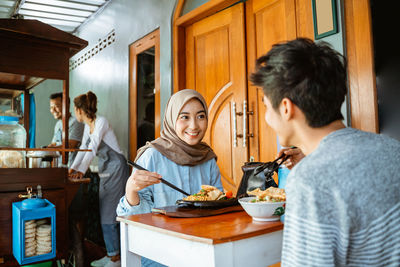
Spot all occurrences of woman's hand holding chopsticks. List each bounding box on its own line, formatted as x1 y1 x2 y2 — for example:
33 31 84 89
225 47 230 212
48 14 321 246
125 169 162 206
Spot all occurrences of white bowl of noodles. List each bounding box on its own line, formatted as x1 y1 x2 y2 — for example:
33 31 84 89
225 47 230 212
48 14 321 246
238 197 285 221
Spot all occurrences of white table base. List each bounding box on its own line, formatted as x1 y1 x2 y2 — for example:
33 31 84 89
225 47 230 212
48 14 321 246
120 221 283 267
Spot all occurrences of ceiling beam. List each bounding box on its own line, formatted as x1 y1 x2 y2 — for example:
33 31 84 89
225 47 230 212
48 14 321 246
73 0 111 33
11 0 25 17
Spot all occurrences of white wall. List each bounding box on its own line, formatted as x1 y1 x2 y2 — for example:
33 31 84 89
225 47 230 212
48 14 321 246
69 0 177 158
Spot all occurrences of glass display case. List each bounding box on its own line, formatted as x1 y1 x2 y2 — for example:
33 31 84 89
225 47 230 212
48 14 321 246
0 116 26 168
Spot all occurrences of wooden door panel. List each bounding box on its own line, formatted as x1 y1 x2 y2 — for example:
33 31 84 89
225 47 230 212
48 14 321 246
247 0 297 163
255 0 295 55
194 27 231 98
186 3 247 193
209 93 234 188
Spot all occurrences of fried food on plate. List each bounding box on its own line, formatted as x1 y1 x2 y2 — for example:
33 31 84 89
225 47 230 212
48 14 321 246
247 187 286 202
183 185 233 201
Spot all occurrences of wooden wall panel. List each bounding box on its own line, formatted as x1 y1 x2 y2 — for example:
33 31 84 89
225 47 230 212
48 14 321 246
246 0 297 164
295 0 314 39
344 0 378 133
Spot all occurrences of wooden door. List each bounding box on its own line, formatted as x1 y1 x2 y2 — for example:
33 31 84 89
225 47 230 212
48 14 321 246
185 3 247 193
246 0 297 163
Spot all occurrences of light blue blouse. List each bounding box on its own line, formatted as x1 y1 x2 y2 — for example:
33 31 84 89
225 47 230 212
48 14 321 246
116 147 222 216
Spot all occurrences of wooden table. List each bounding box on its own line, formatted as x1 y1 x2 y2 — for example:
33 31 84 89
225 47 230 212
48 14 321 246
117 211 283 267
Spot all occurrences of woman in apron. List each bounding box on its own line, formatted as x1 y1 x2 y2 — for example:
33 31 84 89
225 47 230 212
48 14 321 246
69 91 129 267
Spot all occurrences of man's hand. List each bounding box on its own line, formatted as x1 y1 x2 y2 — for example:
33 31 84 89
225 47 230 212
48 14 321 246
68 169 84 179
278 147 305 169
69 140 80 149
47 143 57 148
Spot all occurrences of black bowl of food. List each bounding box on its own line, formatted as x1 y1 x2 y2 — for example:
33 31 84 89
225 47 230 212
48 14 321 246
176 185 238 208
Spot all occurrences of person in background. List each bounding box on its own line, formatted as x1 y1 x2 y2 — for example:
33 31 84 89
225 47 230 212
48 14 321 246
117 89 222 267
48 92 85 266
48 92 84 166
250 38 400 266
69 91 129 267
137 101 155 148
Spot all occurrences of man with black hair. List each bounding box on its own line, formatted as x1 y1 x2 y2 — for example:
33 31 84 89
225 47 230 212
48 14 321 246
251 38 400 266
49 92 85 266
48 92 84 166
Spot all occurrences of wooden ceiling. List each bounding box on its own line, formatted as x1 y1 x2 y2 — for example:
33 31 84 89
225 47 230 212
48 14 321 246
0 19 88 90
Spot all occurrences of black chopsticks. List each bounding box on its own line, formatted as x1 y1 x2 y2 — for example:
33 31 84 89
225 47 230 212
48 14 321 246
254 153 289 176
127 160 190 196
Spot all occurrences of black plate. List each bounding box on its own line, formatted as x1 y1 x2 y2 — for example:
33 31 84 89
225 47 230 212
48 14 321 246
175 198 238 208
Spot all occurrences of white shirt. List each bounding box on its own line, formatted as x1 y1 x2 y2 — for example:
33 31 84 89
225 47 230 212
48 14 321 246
70 116 123 174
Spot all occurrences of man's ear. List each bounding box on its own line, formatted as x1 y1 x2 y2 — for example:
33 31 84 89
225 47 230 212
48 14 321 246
280 98 294 121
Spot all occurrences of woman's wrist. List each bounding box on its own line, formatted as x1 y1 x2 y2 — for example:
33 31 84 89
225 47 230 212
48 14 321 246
125 188 139 206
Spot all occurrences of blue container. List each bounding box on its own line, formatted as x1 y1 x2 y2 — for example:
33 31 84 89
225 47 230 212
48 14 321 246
278 167 290 222
278 166 290 189
12 199 56 265
0 115 19 123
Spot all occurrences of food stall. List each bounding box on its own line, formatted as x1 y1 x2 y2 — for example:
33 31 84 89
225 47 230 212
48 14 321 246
0 19 88 265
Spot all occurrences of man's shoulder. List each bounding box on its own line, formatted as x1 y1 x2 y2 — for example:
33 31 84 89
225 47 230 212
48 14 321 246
325 127 400 156
326 127 400 145
53 119 62 130
68 116 78 124
292 127 400 182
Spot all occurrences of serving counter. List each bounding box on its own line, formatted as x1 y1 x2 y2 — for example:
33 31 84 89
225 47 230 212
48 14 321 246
117 211 283 267
0 168 89 264
0 19 88 264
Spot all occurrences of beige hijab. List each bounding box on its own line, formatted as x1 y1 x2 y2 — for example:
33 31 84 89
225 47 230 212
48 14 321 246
135 89 217 166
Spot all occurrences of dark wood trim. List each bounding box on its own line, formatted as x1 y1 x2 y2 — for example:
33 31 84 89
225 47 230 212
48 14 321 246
344 0 378 133
62 79 69 164
0 168 67 192
175 0 238 27
129 29 161 161
173 0 185 93
0 84 24 90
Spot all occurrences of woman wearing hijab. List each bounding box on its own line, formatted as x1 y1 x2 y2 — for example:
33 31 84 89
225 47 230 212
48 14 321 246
117 89 222 215
69 91 129 267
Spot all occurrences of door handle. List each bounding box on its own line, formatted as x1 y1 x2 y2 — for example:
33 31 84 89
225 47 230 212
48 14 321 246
232 101 243 147
243 100 247 147
243 100 254 147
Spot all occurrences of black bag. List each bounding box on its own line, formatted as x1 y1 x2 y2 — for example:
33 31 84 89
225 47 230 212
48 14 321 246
236 154 289 198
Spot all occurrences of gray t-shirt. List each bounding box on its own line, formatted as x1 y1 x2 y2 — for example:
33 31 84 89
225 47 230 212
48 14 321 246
281 127 400 267
52 116 84 166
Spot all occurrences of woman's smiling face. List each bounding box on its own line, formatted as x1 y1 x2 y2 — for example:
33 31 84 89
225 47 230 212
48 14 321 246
175 98 207 145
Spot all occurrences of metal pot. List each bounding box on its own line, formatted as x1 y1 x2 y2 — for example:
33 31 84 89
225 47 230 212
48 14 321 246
28 157 42 168
26 151 60 168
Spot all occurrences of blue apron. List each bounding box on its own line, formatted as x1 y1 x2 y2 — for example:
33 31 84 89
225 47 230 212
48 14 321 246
87 137 129 224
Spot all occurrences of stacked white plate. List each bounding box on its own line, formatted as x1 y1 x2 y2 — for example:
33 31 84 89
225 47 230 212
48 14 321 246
24 220 37 257
36 223 52 255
